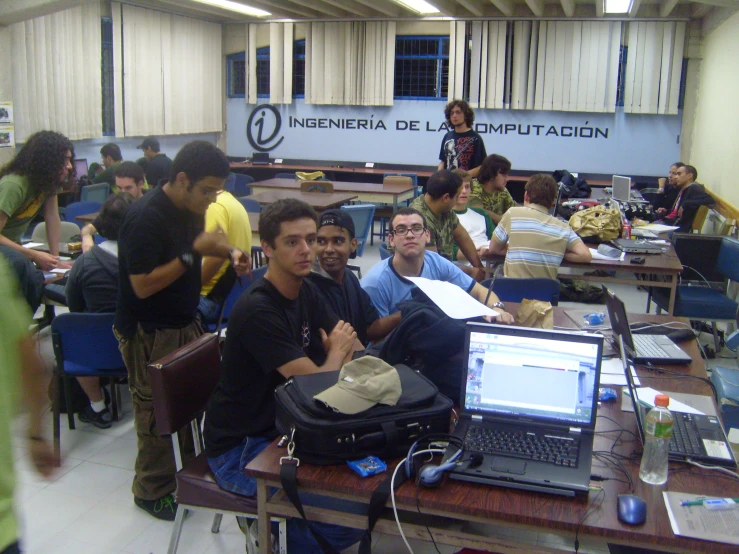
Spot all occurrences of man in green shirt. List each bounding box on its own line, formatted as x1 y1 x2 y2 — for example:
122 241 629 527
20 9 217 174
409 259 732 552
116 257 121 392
93 143 123 187
469 154 516 224
0 130 75 309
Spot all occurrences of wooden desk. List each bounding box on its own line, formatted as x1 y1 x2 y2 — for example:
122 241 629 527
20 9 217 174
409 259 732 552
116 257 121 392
245 190 357 211
246 310 737 554
485 244 683 315
250 178 415 212
75 211 98 224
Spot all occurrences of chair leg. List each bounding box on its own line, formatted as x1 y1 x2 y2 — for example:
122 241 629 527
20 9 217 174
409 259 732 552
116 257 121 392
62 375 76 430
110 381 119 421
277 517 287 554
51 371 61 464
712 322 721 352
167 506 187 554
210 513 223 533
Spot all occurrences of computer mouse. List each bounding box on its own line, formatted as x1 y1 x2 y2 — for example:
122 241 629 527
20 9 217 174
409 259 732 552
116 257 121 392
617 494 647 525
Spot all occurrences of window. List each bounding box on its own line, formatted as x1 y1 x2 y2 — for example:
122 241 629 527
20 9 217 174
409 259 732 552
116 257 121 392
394 36 449 99
256 46 270 97
293 39 306 98
227 52 245 98
101 17 114 135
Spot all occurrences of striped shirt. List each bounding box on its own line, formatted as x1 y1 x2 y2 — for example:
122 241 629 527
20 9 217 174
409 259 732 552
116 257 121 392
492 204 582 279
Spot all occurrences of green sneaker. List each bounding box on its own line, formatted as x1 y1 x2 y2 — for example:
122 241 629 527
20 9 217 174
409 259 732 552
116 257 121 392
134 494 178 521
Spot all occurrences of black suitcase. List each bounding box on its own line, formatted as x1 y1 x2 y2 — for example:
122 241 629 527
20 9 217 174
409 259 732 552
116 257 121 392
275 364 453 465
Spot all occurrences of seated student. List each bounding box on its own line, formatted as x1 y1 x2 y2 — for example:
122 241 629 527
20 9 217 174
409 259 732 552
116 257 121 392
93 143 123 186
652 162 684 212
307 209 400 346
487 174 592 279
655 164 714 233
137 137 172 188
452 168 495 264
197 188 252 322
409 170 485 280
65 193 134 428
469 154 516 224
203 199 364 554
361 207 514 323
81 161 147 252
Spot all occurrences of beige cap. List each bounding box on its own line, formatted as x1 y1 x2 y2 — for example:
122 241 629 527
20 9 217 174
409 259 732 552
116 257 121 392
314 357 402 415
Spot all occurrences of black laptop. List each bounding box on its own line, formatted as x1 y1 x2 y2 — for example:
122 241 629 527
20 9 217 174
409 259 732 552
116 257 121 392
251 152 270 165
604 287 692 364
611 238 663 254
620 337 737 468
449 322 604 497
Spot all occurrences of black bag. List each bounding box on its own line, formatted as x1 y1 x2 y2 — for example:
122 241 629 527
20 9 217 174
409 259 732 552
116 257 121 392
274 364 453 465
552 169 591 199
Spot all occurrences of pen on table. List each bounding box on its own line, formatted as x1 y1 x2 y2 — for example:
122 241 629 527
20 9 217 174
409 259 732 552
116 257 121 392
681 497 739 507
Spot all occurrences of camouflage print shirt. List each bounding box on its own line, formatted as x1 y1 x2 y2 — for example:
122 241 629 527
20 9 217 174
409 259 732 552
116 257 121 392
409 196 459 261
469 180 516 218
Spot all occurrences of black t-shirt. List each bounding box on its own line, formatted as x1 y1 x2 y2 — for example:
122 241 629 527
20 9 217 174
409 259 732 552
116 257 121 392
306 269 379 347
204 278 339 457
438 129 487 172
114 185 204 338
145 153 173 187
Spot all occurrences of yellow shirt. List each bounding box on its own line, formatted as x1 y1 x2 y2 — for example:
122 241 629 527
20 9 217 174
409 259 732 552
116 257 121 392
200 191 252 296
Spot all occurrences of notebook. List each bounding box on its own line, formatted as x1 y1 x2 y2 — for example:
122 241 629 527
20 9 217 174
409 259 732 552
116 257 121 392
620 337 737 468
449 322 604 496
604 286 692 365
611 238 664 254
251 152 270 165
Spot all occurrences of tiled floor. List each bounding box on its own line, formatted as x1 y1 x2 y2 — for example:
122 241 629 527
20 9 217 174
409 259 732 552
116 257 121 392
13 241 736 554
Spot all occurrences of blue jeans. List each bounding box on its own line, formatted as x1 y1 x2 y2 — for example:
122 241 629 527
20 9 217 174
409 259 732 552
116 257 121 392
207 437 365 554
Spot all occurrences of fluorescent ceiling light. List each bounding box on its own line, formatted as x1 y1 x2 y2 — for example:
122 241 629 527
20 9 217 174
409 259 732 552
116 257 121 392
604 0 633 13
393 0 441 14
191 0 271 17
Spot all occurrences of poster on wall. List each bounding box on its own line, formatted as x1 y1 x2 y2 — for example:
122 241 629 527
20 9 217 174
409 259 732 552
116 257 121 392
0 102 12 124
0 126 15 148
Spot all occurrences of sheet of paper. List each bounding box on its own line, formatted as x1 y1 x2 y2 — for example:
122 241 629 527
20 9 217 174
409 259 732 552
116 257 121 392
589 247 625 261
599 364 640 386
22 242 44 249
643 223 680 232
59 256 71 261
663 492 739 545
406 277 499 320
634 387 705 415
50 268 71 275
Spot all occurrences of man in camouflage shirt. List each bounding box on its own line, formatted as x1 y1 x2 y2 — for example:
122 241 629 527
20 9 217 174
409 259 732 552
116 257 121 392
469 154 516 224
410 170 484 281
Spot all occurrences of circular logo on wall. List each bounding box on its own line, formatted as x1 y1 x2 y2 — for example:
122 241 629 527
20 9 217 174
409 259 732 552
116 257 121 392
246 104 284 152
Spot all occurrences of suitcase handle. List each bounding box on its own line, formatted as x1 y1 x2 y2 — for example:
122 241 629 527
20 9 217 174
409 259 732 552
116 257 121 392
354 422 398 451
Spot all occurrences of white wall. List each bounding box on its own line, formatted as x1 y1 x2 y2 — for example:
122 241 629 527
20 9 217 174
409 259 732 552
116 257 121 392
0 26 13 167
71 133 219 167
689 9 739 207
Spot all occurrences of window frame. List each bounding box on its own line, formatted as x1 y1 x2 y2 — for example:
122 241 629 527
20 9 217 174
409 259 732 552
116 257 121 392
226 51 246 99
101 17 115 136
394 35 450 101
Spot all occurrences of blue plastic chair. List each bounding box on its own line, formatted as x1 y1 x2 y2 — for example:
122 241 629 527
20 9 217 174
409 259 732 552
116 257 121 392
80 182 110 203
480 277 560 306
223 173 237 193
51 312 127 458
63 201 103 229
204 266 268 334
341 204 376 257
238 197 262 213
379 242 392 260
233 174 254 197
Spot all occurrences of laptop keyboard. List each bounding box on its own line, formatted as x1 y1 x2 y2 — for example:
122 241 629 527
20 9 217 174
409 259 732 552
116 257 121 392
633 335 668 358
669 413 703 456
464 427 581 467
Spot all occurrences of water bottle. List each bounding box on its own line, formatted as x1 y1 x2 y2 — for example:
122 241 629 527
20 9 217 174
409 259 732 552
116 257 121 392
639 394 674 485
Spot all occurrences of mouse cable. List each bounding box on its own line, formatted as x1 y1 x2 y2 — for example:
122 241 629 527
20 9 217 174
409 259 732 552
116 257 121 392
574 487 605 554
596 415 640 441
593 452 635 495
687 459 739 482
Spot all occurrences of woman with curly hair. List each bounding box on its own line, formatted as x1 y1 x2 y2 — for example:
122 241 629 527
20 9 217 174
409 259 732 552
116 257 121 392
0 130 75 310
437 99 487 178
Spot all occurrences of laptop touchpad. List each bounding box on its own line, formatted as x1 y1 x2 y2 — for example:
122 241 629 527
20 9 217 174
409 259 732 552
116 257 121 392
492 458 526 475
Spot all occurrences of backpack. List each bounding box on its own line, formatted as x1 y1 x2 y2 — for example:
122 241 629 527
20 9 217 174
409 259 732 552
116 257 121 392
552 170 592 199
569 205 621 242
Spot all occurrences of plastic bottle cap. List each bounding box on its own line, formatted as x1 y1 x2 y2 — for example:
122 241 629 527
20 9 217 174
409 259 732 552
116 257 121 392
655 394 670 407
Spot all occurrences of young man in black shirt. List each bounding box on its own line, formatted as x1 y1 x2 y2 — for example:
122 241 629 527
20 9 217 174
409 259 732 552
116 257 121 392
115 141 250 521
137 136 172 188
438 99 487 178
204 199 363 554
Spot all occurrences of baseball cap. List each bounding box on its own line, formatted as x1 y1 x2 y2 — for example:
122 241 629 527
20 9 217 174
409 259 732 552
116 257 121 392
314 357 402 415
318 209 357 259
137 137 160 151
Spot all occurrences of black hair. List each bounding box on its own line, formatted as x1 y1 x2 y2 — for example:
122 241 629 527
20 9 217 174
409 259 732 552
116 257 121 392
477 154 512 185
426 169 462 200
259 198 318 248
670 162 685 169
0 130 75 194
115 161 145 184
389 207 427 232
683 165 698 181
169 141 230 187
96 192 134 240
444 99 475 128
100 143 122 162
136 157 148 171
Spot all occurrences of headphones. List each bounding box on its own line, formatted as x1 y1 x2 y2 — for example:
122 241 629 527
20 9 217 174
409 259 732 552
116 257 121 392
405 434 465 488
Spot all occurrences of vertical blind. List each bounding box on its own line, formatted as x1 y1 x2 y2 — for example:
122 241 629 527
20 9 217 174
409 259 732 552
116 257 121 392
269 23 294 105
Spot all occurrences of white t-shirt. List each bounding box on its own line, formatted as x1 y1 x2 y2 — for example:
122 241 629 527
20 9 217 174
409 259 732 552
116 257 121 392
456 208 489 248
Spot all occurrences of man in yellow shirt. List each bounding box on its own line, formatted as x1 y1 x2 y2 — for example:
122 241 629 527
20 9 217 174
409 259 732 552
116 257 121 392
198 190 253 322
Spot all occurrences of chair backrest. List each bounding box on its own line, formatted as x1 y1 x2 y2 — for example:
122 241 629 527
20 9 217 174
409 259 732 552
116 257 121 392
382 175 414 188
216 265 268 330
51 313 124 371
717 237 739 283
233 173 254 197
379 242 392 260
32 221 82 243
300 180 334 193
383 173 418 187
238 197 262 213
149 333 222 436
340 204 376 257
480 277 560 305
671 233 725 284
223 172 237 193
80 182 110 203
275 172 297 179
691 205 710 233
63 201 103 228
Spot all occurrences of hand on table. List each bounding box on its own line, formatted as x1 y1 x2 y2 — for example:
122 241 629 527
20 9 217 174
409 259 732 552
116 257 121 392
485 310 515 325
32 250 61 271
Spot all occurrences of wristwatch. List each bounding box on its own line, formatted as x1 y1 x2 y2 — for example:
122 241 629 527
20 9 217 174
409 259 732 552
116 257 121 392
492 301 505 309
179 251 194 269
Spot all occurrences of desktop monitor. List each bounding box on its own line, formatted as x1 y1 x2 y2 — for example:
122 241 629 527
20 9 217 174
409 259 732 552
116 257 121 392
73 158 89 179
611 175 631 202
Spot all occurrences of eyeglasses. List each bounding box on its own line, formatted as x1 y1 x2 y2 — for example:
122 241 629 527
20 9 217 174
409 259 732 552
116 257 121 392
391 225 426 236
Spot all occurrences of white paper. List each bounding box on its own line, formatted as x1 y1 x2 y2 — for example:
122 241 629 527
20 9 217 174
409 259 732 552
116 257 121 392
635 387 705 415
643 223 680 232
599 362 640 386
406 277 499 320
663 492 739 545
22 242 45 249
365 162 374 168
274 159 283 164
50 268 71 275
589 247 625 261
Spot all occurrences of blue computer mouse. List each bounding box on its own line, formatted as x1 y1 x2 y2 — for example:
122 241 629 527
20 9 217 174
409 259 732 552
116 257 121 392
617 494 647 525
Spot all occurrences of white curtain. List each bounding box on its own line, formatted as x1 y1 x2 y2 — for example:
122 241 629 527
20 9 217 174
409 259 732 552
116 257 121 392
447 21 467 101
468 21 508 109
245 23 258 105
623 22 685 115
269 23 293 105
11 3 102 141
305 21 395 106
119 4 222 136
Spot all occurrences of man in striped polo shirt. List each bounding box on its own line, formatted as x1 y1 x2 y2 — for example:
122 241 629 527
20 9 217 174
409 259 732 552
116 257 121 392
487 174 592 279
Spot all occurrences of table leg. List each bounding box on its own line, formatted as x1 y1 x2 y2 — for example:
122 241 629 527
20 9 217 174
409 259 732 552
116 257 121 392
257 478 270 554
393 194 399 213
667 276 677 315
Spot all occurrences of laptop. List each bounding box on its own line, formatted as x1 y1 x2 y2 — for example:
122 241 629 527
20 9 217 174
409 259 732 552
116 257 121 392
611 238 664 254
73 158 88 180
620 337 737 468
251 152 270 165
611 175 647 203
449 322 604 497
604 287 692 365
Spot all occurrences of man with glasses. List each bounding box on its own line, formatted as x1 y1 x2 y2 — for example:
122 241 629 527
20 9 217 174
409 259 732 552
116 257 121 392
361 207 514 323
115 141 250 521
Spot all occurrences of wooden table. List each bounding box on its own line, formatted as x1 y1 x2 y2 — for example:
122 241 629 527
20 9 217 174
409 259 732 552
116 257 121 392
485 244 684 315
244 190 358 211
245 310 738 553
249 178 415 212
75 211 98 224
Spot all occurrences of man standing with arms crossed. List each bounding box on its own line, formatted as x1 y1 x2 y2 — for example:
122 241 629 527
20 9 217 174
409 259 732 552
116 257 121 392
437 99 487 179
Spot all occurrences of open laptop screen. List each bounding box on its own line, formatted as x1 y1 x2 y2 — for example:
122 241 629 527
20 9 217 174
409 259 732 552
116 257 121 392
603 286 637 355
73 158 88 179
612 175 631 202
463 325 602 428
